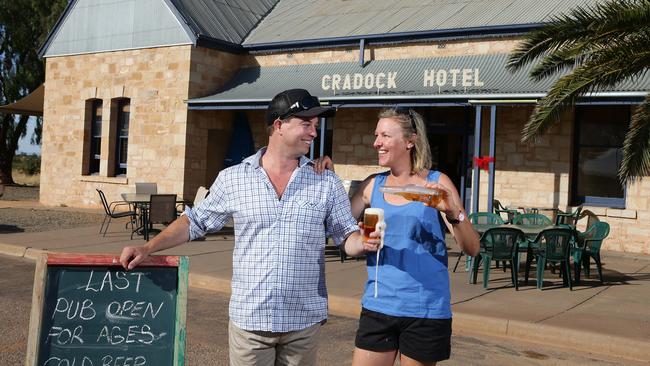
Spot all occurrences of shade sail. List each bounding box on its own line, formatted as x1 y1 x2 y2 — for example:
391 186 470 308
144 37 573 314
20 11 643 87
0 84 44 116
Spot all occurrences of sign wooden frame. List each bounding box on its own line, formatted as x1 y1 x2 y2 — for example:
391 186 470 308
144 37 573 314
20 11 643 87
25 253 189 366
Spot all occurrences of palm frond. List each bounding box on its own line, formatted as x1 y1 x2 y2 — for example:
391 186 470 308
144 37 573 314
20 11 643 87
620 94 650 183
522 51 650 141
508 0 650 72
528 45 586 81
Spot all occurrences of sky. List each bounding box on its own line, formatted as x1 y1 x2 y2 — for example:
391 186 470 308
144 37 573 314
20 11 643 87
16 117 41 155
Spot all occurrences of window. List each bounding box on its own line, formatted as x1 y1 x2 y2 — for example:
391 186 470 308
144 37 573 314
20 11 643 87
90 100 102 174
115 99 129 176
572 106 629 207
82 99 102 175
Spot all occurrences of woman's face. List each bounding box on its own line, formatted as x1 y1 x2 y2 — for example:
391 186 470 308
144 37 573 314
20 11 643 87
373 117 412 168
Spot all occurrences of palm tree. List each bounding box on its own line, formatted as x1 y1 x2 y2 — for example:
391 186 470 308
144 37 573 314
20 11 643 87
507 0 650 184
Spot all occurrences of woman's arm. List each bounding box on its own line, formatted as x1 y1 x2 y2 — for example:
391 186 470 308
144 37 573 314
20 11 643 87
425 173 480 257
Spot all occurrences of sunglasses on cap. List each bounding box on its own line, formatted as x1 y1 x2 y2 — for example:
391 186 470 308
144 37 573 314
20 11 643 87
279 96 321 120
394 107 417 132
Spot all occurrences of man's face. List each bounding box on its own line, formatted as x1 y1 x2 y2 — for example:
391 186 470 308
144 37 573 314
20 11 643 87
277 116 319 156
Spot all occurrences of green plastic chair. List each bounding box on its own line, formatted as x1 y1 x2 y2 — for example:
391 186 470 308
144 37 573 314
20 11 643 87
470 227 525 290
469 212 504 225
512 213 552 227
555 206 583 229
493 199 519 223
524 228 578 290
453 212 504 273
572 221 610 284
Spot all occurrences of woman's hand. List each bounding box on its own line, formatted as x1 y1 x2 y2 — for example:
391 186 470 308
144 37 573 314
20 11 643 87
423 182 460 218
313 155 335 173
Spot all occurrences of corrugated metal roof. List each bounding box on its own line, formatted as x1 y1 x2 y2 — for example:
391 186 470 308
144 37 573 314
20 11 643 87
188 53 650 106
167 0 277 44
243 0 609 45
42 0 193 57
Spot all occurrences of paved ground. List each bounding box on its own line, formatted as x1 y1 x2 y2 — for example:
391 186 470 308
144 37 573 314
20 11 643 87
0 191 648 363
1 254 640 365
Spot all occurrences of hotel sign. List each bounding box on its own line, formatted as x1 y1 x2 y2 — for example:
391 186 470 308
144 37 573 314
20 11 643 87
191 53 623 105
321 69 484 92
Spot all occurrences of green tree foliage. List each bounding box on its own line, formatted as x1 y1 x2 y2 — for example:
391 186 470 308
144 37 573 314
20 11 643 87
507 0 650 184
0 0 67 184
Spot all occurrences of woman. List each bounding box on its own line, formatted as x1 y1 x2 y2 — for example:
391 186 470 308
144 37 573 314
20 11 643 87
348 107 479 366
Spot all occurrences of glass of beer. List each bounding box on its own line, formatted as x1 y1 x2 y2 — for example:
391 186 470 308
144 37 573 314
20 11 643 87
363 208 385 240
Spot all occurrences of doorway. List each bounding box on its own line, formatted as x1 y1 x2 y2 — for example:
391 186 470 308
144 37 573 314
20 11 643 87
419 107 473 196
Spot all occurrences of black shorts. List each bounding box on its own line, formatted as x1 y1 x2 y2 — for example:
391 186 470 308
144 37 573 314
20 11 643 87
355 308 452 363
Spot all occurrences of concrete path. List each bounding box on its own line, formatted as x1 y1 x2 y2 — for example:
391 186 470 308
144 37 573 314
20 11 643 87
1 209 649 363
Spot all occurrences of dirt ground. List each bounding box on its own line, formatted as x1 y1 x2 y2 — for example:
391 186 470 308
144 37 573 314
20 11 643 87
0 185 104 233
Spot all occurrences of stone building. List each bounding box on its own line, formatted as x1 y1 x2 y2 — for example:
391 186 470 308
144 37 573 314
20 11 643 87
38 0 650 253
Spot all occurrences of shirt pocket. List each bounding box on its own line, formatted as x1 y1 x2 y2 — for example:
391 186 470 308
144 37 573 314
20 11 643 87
284 199 327 240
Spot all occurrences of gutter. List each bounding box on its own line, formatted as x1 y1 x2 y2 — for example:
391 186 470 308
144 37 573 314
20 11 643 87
241 24 542 52
187 91 648 109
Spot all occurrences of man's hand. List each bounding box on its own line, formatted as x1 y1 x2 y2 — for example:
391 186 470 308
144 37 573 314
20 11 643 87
359 222 382 252
120 245 152 270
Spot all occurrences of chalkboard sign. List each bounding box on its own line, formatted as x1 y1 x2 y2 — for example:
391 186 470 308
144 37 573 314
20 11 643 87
26 253 188 366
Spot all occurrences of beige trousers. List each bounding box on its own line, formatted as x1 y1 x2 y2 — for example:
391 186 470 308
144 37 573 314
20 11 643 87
229 321 321 366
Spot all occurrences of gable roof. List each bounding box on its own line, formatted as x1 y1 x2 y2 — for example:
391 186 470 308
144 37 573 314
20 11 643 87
40 0 194 57
40 0 608 56
40 0 278 57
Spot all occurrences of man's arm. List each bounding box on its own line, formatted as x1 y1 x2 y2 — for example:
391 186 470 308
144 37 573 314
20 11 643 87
120 214 191 270
341 230 381 257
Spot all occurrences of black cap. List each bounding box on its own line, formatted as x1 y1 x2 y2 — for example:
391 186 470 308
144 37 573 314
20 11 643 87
266 89 335 125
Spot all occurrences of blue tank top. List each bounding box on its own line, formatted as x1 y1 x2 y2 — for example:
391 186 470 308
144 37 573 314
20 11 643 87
361 171 452 319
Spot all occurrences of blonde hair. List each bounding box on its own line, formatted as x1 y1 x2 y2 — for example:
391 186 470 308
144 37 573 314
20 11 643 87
378 107 432 174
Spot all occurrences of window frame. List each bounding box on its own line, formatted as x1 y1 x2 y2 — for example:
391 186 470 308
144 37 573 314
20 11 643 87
89 100 102 174
114 99 130 176
571 105 629 208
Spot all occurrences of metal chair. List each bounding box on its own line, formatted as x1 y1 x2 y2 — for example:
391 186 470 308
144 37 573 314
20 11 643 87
135 182 158 194
146 194 178 239
96 189 136 236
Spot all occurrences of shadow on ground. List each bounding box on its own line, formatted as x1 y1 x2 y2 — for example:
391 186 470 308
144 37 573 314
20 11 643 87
0 224 24 233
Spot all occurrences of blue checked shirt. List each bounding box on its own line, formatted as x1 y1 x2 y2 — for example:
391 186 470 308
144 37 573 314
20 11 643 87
185 148 359 332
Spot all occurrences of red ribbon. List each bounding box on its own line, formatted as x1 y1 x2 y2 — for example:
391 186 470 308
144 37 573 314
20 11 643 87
473 156 495 171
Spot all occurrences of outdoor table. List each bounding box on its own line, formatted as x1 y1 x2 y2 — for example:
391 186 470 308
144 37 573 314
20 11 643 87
516 206 560 222
465 223 556 272
121 193 184 241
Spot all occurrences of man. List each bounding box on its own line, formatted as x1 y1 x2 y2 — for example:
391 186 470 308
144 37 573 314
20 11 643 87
120 89 376 366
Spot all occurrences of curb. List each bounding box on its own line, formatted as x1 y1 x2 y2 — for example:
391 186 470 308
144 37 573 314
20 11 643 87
452 313 650 363
0 243 48 260
1 244 648 363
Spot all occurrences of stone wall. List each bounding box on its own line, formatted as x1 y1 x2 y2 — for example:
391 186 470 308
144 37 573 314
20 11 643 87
246 37 520 66
474 107 649 253
183 48 243 198
41 45 195 207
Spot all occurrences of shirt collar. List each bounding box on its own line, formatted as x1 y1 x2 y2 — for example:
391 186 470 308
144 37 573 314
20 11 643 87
243 147 313 169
